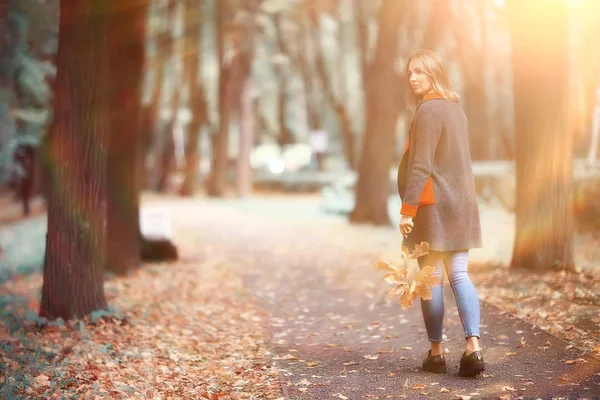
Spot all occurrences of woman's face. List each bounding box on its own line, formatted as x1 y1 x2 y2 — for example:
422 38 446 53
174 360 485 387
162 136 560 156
408 59 433 97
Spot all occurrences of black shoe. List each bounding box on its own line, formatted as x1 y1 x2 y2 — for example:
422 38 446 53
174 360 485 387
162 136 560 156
458 350 485 377
422 350 446 374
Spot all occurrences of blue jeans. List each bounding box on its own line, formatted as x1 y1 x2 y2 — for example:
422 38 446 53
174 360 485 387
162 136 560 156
419 250 480 342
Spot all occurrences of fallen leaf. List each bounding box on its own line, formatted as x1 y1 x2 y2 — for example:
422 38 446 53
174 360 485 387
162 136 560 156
565 358 587 365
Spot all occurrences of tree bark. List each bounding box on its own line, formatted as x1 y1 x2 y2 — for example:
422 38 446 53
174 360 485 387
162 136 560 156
179 0 208 196
507 0 574 271
105 0 147 276
39 1 110 320
350 0 405 225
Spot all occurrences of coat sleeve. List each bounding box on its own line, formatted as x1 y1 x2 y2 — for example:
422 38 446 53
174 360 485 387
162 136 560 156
400 109 442 217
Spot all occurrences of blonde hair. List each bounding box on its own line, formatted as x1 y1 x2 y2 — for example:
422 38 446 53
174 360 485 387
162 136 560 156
405 49 459 113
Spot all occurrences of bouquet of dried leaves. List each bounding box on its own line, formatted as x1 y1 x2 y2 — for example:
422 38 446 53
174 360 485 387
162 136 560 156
375 241 440 309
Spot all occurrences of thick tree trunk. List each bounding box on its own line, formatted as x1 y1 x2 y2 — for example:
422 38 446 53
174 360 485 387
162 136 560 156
507 0 574 271
179 0 207 196
105 0 147 276
350 0 405 225
39 1 109 320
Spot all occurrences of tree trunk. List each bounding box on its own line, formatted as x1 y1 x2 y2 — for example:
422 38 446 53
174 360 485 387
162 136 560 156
237 74 254 197
309 8 356 170
462 66 489 161
105 0 147 276
273 12 294 146
350 0 405 226
39 1 110 320
155 0 180 193
507 0 574 271
295 14 322 143
206 0 230 197
141 0 169 189
452 0 489 161
207 1 245 197
353 0 368 88
179 0 207 196
236 0 258 198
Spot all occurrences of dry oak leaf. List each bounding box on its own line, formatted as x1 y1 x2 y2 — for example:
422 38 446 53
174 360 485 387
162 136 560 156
414 265 440 288
376 259 407 274
412 241 430 258
377 242 438 309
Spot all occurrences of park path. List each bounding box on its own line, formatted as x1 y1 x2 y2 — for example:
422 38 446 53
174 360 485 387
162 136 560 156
157 195 600 400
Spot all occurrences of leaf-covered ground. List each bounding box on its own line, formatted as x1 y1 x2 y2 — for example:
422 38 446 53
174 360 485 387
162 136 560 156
0 200 282 398
0 193 599 399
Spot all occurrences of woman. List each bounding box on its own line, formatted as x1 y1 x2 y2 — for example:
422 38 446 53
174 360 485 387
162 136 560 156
397 49 484 377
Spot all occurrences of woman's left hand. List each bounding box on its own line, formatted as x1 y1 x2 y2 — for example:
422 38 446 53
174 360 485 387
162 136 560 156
399 215 414 238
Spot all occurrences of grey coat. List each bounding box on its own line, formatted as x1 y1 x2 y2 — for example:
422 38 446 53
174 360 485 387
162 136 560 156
397 99 482 251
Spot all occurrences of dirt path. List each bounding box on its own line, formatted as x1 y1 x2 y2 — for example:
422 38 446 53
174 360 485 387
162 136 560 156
161 196 600 399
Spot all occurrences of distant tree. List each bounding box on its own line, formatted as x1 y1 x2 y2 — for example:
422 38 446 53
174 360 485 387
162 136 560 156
206 0 233 196
179 0 209 196
507 0 574 270
272 11 294 146
206 0 248 197
155 0 181 192
350 0 407 225
451 0 490 162
39 1 110 320
236 0 260 197
140 0 168 187
105 0 148 275
309 4 357 170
